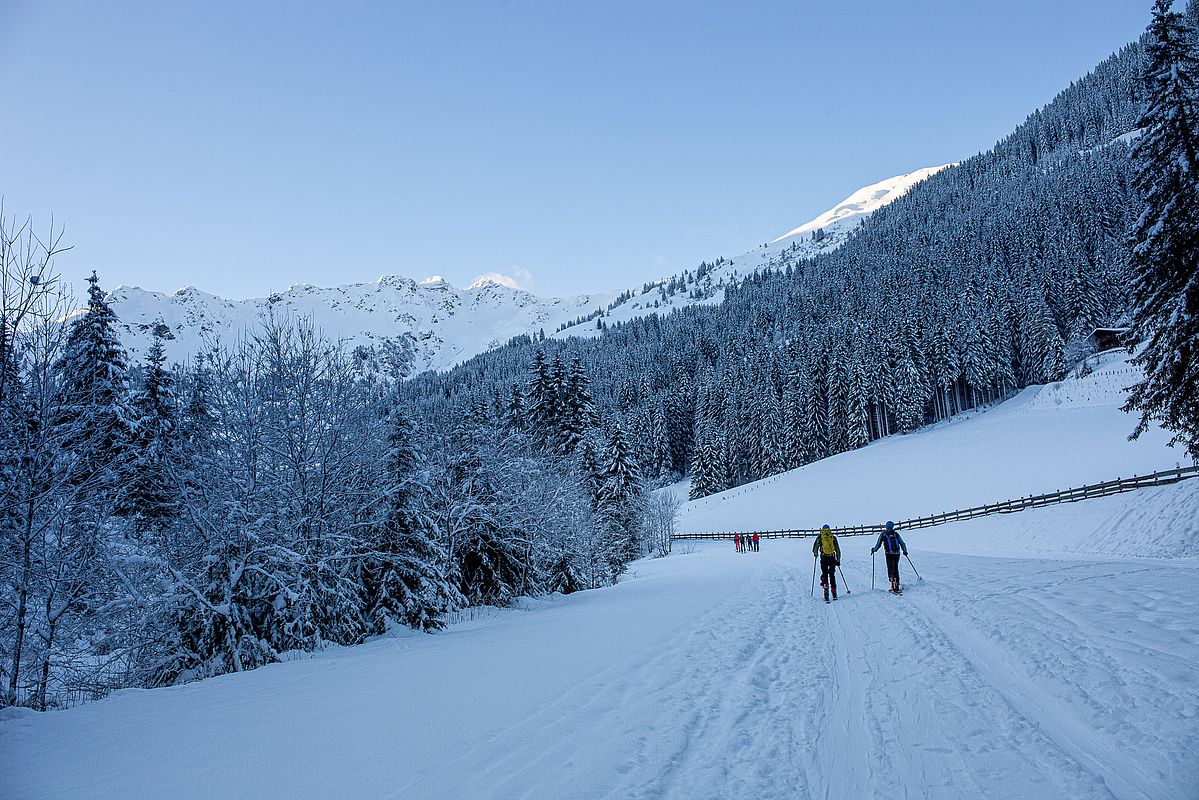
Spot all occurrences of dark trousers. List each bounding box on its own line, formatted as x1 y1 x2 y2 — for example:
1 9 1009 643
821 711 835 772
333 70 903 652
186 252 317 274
885 553 901 583
820 555 838 598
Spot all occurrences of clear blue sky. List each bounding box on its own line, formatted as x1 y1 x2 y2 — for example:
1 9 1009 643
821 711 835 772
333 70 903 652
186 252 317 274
1 0 1150 300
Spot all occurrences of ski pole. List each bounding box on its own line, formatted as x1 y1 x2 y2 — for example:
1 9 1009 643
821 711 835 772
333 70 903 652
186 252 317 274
810 555 817 597
837 565 851 595
905 553 922 581
871 550 875 590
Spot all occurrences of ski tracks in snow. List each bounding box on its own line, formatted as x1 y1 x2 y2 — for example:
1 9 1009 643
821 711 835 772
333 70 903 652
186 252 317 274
392 554 832 799
897 557 1199 800
385 546 1197 800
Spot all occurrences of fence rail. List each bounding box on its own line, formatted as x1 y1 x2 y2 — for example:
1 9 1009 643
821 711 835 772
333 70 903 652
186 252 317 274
672 465 1199 541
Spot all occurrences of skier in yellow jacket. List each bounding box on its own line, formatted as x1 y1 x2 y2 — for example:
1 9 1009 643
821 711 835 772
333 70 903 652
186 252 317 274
813 525 841 603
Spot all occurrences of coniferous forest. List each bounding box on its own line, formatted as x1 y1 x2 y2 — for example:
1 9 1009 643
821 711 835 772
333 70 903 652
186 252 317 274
2 2 1198 710
407 32 1155 499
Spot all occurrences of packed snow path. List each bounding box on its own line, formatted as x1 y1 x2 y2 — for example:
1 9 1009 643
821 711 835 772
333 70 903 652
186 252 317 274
2 529 1196 800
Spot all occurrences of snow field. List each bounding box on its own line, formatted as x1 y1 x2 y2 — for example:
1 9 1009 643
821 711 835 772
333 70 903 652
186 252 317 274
2 528 1194 800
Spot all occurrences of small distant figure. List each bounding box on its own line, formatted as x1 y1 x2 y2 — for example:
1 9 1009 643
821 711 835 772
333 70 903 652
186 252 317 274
871 521 908 594
752 532 760 552
734 533 741 553
813 525 841 602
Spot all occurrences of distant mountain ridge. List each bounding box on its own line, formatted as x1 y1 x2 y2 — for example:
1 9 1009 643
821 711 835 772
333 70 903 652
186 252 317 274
106 165 951 375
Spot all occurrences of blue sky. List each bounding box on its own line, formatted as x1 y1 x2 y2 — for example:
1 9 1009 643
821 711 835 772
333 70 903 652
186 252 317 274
1 1 1149 300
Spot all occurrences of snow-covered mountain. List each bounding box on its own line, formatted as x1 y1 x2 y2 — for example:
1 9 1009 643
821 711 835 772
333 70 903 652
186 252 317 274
572 164 954 334
107 276 623 376
108 164 953 374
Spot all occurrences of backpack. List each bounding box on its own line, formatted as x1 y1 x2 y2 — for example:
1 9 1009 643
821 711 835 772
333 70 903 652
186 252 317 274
819 531 837 556
886 531 900 553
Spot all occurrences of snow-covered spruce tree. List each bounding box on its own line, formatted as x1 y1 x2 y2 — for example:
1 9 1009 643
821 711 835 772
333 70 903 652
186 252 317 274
558 357 599 455
430 421 527 606
505 383 527 431
31 271 133 708
358 407 445 633
54 271 133 493
687 417 725 500
525 350 560 448
651 405 674 485
596 423 646 570
1124 0 1199 459
119 332 181 535
845 361 871 451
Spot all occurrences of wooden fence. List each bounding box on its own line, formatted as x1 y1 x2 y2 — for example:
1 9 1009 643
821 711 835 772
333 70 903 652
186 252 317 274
671 464 1199 541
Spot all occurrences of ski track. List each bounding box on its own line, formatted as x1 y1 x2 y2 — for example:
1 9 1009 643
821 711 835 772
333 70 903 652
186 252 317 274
385 545 1197 800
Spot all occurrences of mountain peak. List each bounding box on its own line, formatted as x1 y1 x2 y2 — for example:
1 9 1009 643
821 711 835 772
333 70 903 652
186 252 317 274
771 164 955 244
468 273 533 291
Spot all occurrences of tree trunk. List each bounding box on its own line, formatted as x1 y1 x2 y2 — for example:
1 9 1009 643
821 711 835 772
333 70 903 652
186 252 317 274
5 497 35 706
35 593 58 712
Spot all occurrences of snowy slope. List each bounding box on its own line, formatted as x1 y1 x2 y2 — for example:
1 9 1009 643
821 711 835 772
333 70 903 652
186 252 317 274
107 166 952 370
2 349 1196 800
770 164 954 245
675 351 1188 534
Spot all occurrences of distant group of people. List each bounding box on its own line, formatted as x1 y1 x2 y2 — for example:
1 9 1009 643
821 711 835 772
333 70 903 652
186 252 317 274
733 532 759 553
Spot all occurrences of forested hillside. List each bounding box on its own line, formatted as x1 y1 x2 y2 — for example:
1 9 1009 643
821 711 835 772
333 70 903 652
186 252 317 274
405 36 1152 499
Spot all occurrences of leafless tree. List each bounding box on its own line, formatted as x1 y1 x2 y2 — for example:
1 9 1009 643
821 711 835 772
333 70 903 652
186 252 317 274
643 490 682 558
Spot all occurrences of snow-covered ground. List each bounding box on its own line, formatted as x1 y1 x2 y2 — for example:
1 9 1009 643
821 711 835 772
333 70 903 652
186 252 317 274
2 353 1195 800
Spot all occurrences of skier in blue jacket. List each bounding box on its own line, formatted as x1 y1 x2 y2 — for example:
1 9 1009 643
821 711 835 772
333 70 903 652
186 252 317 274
871 521 907 594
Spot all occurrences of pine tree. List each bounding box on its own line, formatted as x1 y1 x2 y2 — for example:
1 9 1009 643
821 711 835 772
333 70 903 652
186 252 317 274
54 271 133 492
360 408 444 632
505 383 527 431
845 362 871 450
526 351 560 448
1124 0 1199 458
558 357 599 455
121 332 180 533
688 418 728 500
596 424 644 567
